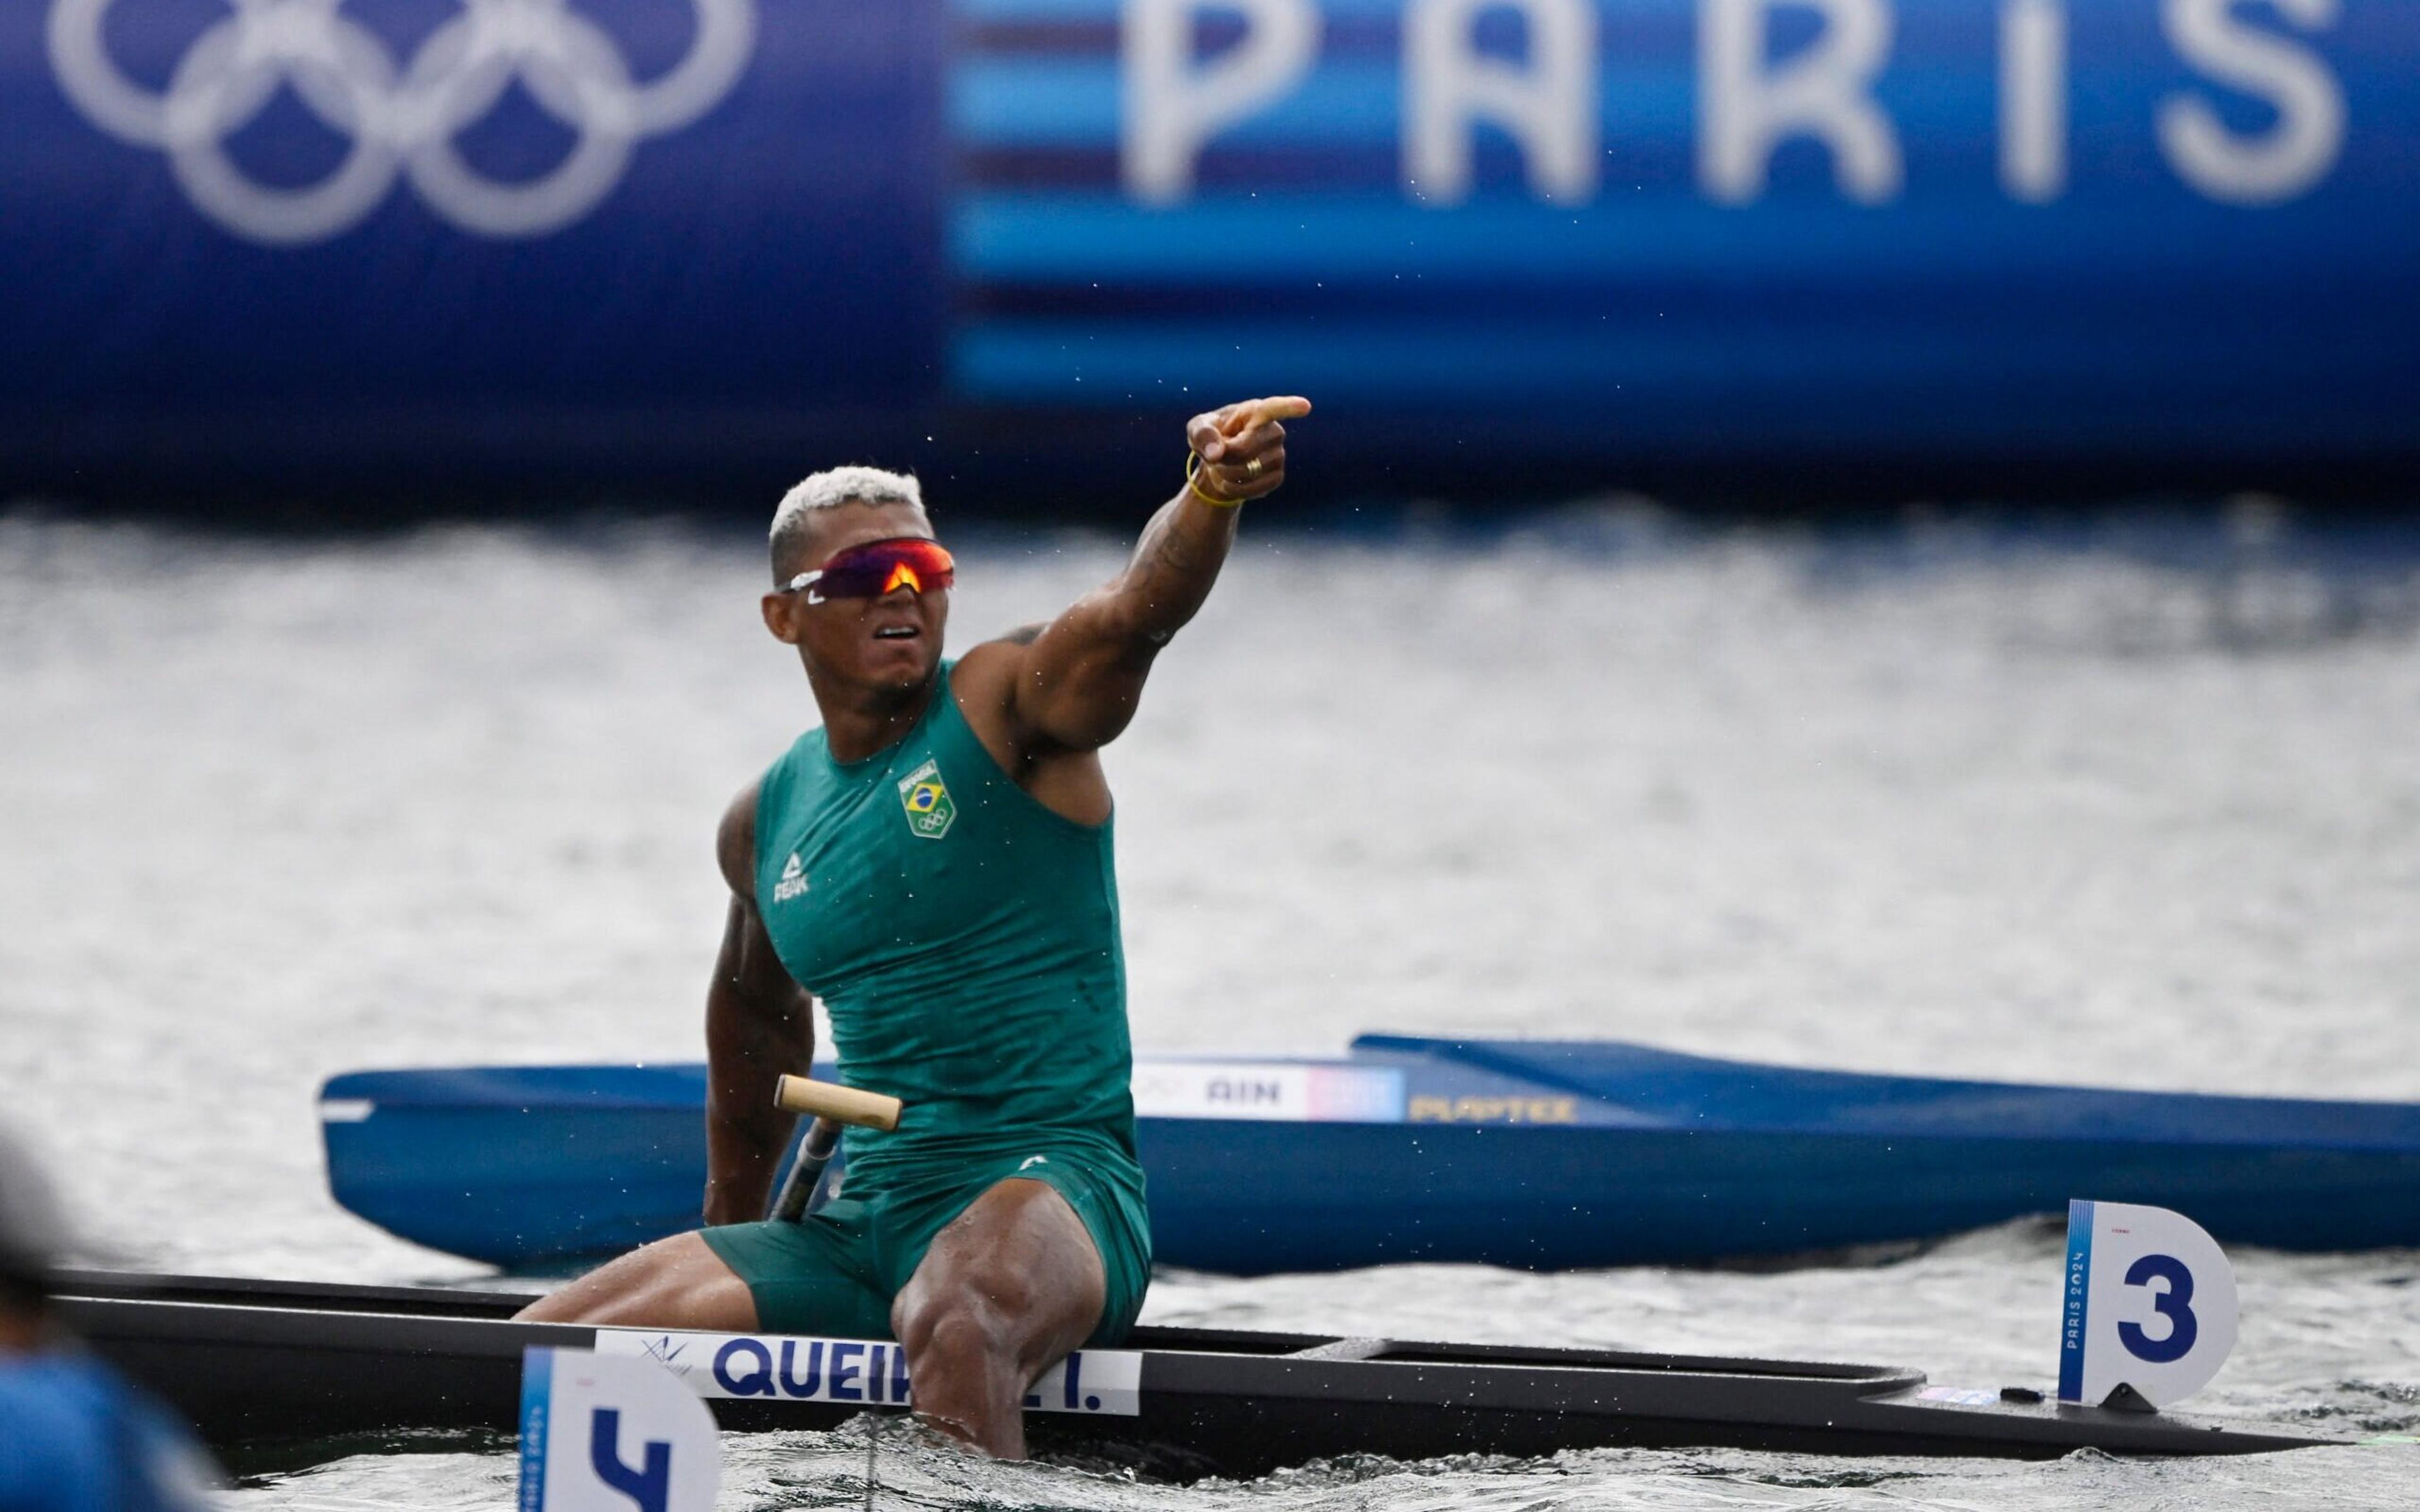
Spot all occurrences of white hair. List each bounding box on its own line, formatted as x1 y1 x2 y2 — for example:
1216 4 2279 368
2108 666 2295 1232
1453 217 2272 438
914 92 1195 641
769 466 925 540
768 466 928 580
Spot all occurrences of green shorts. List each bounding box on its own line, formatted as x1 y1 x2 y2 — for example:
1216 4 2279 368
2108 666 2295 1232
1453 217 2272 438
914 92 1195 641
698 1147 1151 1346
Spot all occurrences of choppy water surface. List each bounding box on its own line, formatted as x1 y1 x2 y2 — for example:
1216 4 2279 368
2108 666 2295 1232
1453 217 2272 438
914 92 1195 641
2 504 2416 1508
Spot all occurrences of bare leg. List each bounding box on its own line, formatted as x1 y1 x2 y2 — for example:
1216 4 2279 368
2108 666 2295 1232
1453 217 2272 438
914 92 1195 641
514 1231 761 1330
890 1179 1106 1458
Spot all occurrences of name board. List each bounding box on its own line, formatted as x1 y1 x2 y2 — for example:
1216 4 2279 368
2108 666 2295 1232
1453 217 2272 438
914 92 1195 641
595 1331 1143 1418
1131 1060 1407 1122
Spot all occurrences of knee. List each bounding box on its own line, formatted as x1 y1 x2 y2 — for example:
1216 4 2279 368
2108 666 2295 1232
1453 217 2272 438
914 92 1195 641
898 1287 1005 1363
897 1263 1035 1365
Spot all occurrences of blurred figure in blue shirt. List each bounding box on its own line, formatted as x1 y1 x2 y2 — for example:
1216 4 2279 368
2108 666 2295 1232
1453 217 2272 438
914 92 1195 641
0 1121 221 1511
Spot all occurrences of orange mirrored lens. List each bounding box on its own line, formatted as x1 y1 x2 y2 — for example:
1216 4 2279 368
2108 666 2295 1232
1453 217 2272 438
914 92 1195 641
805 537 955 600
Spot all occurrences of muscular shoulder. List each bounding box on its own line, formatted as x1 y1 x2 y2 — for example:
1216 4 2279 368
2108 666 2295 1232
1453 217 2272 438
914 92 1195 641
949 639 1115 824
717 782 761 900
948 636 1033 743
954 625 1046 685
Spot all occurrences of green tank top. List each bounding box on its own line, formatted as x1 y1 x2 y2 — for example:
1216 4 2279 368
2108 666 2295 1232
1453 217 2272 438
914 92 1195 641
752 660 1137 1194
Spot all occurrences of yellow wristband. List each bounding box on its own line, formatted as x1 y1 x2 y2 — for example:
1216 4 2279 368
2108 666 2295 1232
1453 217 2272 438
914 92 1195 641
1185 450 1243 508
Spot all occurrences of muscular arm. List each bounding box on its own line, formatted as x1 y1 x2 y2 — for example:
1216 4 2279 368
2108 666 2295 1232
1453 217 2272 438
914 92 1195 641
983 396 1310 754
701 784 816 1227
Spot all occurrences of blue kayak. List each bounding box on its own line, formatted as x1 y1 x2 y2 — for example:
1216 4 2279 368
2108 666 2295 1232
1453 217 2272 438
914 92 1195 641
319 1036 2420 1273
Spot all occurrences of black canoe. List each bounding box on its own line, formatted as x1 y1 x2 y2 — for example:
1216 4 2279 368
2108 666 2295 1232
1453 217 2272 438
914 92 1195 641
55 1272 2334 1478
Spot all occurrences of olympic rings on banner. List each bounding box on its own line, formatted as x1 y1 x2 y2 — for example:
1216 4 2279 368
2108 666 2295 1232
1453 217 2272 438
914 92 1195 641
46 0 757 244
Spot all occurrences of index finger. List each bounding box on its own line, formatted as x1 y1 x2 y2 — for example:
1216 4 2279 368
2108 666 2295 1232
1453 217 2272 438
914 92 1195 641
1221 396 1313 435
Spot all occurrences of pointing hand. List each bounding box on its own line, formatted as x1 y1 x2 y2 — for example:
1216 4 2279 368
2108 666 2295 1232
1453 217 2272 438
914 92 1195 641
1185 396 1312 503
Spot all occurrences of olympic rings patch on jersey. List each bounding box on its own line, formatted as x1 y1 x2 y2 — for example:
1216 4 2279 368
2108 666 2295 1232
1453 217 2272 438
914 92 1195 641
896 759 957 840
45 0 758 244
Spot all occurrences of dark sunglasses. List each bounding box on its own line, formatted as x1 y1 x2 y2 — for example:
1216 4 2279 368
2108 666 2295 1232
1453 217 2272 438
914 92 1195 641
780 537 955 605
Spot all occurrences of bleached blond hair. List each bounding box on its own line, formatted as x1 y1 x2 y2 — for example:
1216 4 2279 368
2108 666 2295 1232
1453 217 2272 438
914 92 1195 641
768 466 926 581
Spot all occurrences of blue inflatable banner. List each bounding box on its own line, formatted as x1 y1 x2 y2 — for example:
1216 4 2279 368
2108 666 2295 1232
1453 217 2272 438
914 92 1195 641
2 1 2415 493
4 0 946 483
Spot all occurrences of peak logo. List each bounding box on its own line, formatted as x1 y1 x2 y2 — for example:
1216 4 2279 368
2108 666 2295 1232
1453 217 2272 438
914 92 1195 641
47 0 758 245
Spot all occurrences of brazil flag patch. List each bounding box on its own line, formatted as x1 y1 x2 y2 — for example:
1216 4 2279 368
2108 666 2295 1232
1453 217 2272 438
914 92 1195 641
897 759 957 840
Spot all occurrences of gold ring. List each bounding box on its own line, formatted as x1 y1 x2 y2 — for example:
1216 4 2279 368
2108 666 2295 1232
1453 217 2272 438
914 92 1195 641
1245 457 1264 477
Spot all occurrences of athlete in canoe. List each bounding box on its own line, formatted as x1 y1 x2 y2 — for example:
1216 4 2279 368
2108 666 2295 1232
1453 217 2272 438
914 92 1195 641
521 396 1310 1456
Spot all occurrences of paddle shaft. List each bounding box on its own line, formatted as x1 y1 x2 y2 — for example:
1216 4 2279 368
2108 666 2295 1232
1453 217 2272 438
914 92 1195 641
766 1075 904 1224
768 1116 842 1223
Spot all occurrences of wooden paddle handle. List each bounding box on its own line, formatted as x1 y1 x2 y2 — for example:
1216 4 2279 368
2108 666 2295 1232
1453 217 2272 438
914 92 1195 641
773 1075 902 1131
